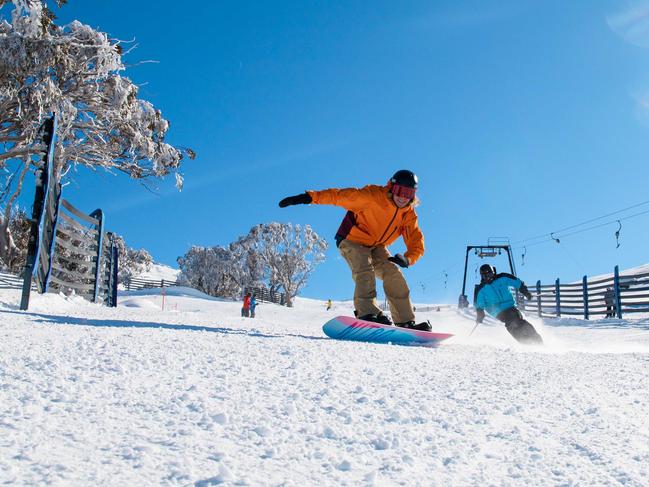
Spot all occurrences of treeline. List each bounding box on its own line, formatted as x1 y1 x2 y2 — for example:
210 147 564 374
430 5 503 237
177 222 327 307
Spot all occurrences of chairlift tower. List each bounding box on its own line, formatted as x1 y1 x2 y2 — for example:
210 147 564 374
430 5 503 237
458 238 516 308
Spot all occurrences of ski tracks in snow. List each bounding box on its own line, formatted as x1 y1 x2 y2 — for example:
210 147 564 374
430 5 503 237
0 290 648 485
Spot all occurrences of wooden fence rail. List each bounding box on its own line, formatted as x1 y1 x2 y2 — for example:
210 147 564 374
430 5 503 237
124 277 178 290
528 265 646 319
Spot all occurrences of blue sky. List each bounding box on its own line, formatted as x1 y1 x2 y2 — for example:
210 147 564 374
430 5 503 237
20 0 649 302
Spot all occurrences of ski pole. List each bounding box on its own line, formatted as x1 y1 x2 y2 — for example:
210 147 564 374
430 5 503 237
468 320 480 336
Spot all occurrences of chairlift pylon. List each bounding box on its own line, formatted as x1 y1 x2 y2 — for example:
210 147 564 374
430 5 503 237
458 242 517 308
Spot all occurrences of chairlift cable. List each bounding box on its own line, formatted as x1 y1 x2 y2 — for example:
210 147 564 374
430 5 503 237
512 207 649 250
512 198 649 245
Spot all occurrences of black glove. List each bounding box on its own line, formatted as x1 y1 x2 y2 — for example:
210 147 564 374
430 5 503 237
476 308 485 324
388 253 409 268
278 192 312 208
519 284 533 300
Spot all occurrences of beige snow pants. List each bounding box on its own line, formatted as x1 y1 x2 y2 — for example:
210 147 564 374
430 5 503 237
338 239 415 323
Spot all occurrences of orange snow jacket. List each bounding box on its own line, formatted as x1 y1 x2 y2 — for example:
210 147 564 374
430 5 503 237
307 185 425 265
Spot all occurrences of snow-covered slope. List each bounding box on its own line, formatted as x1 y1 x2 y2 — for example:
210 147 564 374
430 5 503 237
137 262 180 282
1 288 648 485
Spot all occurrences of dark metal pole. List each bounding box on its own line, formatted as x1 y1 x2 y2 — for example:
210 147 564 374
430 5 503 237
460 246 470 297
582 275 589 320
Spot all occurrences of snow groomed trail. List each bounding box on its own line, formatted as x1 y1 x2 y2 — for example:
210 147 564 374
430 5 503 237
1 287 648 486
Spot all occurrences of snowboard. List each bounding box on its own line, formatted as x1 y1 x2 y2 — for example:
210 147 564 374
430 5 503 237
323 315 453 347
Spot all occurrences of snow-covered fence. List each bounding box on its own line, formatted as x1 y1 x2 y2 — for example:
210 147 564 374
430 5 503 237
124 277 177 291
48 200 118 307
244 287 287 305
0 271 29 290
531 265 645 319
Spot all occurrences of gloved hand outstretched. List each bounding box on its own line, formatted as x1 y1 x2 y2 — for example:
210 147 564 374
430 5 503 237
388 253 409 268
279 192 312 208
519 284 533 300
476 308 485 324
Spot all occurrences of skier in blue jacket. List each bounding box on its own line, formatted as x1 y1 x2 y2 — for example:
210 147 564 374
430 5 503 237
474 264 543 345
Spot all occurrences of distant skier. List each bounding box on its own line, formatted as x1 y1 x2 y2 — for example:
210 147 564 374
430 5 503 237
326 299 332 311
279 169 431 331
250 295 258 318
241 292 251 318
474 264 543 345
604 287 616 318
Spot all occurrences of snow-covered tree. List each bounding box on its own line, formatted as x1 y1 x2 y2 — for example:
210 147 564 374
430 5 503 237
177 245 239 298
0 0 194 266
110 234 152 285
178 224 327 304
0 205 29 272
248 222 327 307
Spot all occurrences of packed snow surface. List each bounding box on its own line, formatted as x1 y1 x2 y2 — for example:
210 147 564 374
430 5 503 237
1 287 648 486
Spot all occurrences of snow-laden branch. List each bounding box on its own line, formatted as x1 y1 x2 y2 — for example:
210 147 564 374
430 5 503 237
0 0 195 267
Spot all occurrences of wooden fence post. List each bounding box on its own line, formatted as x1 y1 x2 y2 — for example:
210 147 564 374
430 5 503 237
582 275 589 320
614 265 622 319
536 280 542 317
555 278 561 317
20 115 58 311
90 209 105 303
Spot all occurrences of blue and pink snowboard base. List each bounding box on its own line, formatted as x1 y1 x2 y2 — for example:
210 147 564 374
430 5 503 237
323 316 453 347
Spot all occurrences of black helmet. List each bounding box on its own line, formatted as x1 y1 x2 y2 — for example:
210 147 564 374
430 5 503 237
390 170 418 189
479 264 496 282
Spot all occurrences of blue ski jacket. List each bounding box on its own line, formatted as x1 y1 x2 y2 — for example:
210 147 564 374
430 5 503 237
474 273 524 318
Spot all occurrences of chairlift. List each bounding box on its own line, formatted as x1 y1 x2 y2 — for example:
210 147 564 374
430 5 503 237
458 242 517 308
474 247 501 258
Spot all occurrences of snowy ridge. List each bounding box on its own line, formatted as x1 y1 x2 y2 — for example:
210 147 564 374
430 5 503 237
1 288 648 485
136 262 180 282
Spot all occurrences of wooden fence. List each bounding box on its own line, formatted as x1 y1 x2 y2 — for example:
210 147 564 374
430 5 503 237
20 114 118 309
244 286 287 305
0 271 30 290
528 265 646 319
48 200 118 306
124 277 178 290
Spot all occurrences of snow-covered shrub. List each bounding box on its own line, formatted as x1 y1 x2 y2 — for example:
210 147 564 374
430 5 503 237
109 234 152 285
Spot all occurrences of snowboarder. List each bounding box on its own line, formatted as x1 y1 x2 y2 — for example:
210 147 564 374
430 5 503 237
326 299 332 311
279 169 431 331
250 295 258 318
474 264 543 345
241 292 251 318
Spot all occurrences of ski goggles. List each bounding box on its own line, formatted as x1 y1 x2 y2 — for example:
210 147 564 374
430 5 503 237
391 184 416 200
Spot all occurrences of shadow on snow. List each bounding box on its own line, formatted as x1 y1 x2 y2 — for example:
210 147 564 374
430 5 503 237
1 310 328 342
